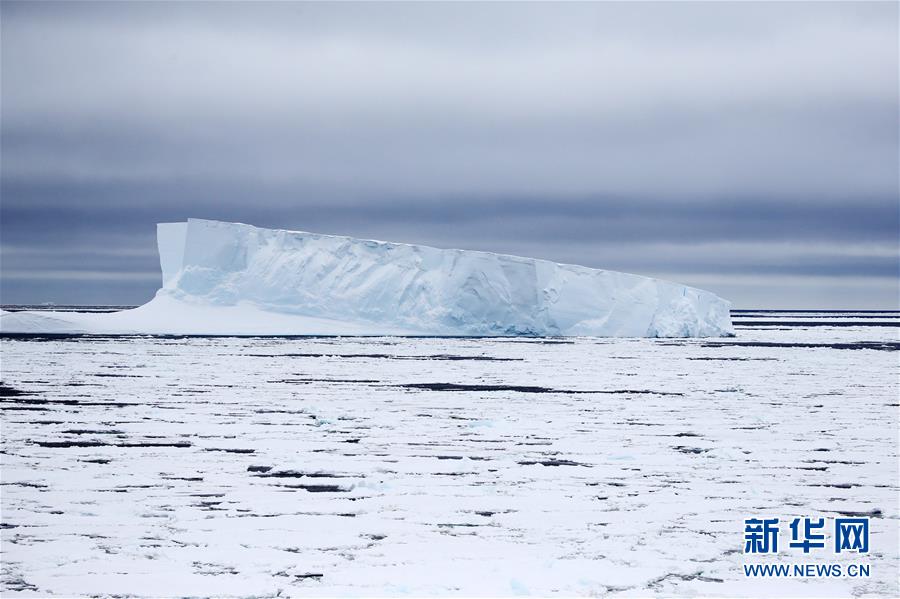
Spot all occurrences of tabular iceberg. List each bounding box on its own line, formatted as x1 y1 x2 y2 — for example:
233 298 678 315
1 219 734 337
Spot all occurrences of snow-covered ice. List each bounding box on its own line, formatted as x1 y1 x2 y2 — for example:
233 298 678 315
1 312 897 596
0 219 734 337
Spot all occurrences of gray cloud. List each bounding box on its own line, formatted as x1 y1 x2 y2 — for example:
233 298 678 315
1 1 897 308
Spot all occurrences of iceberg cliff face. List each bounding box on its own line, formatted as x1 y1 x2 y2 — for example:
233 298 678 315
0 219 733 337
150 219 732 337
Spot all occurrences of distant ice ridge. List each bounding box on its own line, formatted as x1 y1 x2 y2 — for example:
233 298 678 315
1 219 734 337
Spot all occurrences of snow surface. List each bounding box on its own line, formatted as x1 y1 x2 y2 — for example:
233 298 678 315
0 219 733 337
1 313 897 596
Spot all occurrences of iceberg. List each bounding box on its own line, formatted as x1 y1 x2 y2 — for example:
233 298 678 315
1 219 734 337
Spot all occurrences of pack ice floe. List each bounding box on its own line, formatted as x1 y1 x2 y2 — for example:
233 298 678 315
1 219 734 337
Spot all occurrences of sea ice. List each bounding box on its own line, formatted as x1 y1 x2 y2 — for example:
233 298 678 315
1 314 897 596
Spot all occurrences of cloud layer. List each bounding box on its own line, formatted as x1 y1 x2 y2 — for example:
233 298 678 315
1 2 897 307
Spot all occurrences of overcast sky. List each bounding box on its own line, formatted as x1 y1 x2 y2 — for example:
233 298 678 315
1 1 897 308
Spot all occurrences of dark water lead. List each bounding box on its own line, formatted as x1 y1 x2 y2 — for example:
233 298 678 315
698 341 900 351
395 382 683 395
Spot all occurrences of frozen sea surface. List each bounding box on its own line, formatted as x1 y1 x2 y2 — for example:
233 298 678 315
1 311 898 597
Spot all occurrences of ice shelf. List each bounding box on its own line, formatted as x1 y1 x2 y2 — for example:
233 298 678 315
1 219 734 337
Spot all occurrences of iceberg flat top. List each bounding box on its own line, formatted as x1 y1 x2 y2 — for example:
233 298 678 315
1 219 733 337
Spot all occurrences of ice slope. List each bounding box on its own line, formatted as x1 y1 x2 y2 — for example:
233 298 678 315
1 219 734 337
